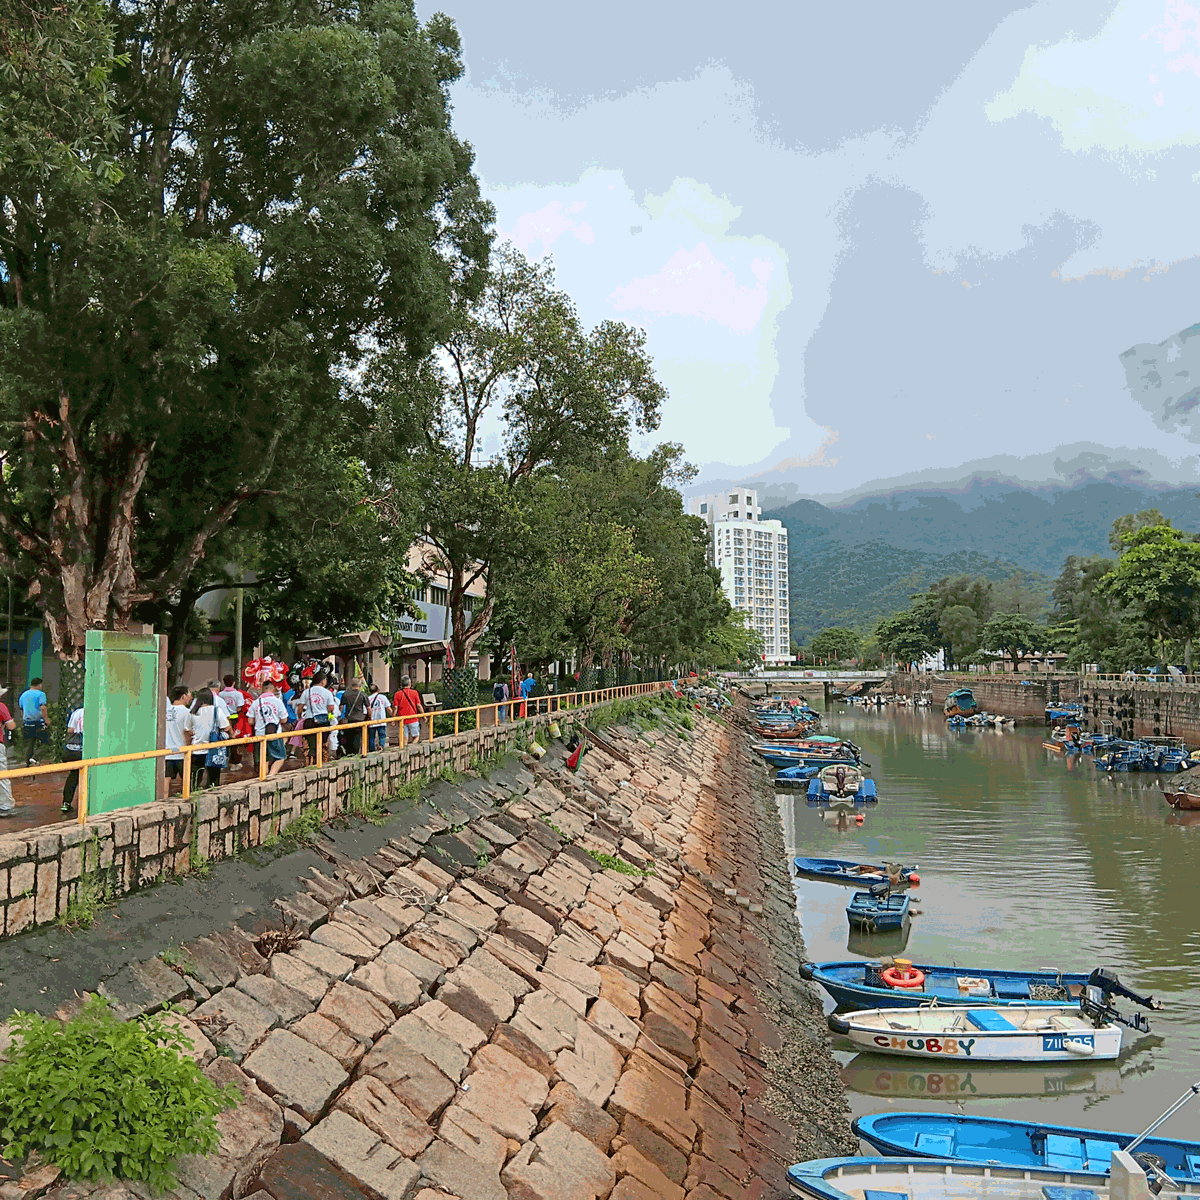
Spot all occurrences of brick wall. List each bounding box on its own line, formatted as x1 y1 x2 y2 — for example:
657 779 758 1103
889 672 1079 717
0 705 612 941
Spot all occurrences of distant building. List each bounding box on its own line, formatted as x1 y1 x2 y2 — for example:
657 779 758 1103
687 488 791 664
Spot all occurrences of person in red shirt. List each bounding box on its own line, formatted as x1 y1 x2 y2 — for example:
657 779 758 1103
393 674 425 743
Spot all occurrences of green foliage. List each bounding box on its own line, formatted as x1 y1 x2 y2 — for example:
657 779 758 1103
0 995 240 1192
0 0 492 658
277 807 323 847
979 612 1046 671
1110 509 1170 553
703 607 764 668
586 850 652 877
808 627 860 661
938 605 980 669
344 783 387 827
1100 523 1200 668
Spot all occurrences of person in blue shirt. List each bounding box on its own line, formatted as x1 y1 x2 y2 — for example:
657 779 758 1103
519 672 536 718
18 677 48 766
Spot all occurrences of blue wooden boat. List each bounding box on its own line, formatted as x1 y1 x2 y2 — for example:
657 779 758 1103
785 1155 1199 1200
793 857 919 886
853 1112 1200 1179
799 959 1096 1009
775 764 821 784
808 765 877 802
846 888 909 931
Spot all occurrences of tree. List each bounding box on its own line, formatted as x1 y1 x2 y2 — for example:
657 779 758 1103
938 604 980 669
374 247 666 673
704 609 764 668
1101 524 1200 670
809 627 860 661
979 613 1044 672
991 568 1050 618
1110 510 1170 553
0 0 491 658
876 609 938 665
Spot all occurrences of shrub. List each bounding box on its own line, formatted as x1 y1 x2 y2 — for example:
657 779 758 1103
0 995 240 1192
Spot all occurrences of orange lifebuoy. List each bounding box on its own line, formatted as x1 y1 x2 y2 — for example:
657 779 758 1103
881 965 926 990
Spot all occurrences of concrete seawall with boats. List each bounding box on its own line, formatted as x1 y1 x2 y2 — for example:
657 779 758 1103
890 672 1200 741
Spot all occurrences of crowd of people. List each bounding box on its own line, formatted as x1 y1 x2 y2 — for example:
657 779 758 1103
0 664 552 816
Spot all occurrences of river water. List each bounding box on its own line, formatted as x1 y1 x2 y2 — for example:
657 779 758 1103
779 704 1200 1141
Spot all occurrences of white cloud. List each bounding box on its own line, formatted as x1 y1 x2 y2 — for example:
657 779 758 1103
986 0 1200 155
489 171 805 464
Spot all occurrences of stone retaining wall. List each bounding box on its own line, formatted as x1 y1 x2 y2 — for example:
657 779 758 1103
0 706 614 942
2 704 855 1199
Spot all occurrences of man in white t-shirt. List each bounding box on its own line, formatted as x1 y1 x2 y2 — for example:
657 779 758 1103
164 684 191 795
367 683 391 752
247 682 289 776
303 673 336 762
61 701 86 813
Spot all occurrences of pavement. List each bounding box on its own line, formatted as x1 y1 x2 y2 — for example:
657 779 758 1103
0 705 856 1199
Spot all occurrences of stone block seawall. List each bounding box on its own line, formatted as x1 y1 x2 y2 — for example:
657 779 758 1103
2 705 857 1199
0 705 604 942
890 672 1074 718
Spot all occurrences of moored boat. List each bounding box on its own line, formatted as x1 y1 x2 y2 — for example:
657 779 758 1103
846 888 910 932
798 961 1154 1011
1162 785 1200 810
792 857 919 886
853 1111 1200 1178
786 1153 1200 1200
808 764 877 801
944 688 978 718
829 1003 1124 1062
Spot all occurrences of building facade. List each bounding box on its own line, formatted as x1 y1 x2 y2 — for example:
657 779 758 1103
687 488 791 664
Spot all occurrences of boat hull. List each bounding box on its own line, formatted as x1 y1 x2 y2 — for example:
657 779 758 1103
853 1112 1200 1178
792 857 917 886
800 960 1092 1009
785 1156 1200 1200
845 892 910 932
831 1005 1121 1062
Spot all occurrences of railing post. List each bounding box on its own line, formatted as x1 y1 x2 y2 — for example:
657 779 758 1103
454 709 460 736
77 765 88 825
259 734 267 780
183 749 192 799
316 728 323 769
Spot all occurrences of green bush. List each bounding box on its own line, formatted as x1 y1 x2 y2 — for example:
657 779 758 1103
0 995 240 1192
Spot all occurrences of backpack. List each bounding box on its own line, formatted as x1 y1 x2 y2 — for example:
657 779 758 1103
205 713 230 769
493 682 506 702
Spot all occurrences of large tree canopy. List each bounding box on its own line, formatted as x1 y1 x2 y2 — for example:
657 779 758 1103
0 0 491 657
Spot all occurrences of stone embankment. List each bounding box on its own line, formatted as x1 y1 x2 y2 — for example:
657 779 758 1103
7 707 855 1200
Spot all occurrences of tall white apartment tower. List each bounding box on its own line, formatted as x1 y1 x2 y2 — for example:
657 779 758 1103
687 487 791 664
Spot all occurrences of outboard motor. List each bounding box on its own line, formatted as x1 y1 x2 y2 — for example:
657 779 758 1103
834 765 847 796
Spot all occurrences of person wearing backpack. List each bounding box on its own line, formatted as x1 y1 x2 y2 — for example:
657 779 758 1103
185 687 230 790
339 678 369 756
492 678 509 724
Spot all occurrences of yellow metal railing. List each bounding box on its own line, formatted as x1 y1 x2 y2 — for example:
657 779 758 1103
0 680 672 826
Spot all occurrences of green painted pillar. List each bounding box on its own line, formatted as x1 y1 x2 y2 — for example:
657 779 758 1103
83 630 163 815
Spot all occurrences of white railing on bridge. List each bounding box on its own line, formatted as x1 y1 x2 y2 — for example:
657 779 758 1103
723 669 887 681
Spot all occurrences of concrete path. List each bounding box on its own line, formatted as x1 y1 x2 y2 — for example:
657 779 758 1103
0 710 856 1199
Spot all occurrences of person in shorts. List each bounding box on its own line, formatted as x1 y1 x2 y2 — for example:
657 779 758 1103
367 681 391 751
164 685 191 794
247 682 289 776
394 675 424 743
61 700 86 813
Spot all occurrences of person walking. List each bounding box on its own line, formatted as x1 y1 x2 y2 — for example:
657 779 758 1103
367 681 391 751
0 686 19 817
60 700 86 813
218 674 249 768
340 678 369 757
18 677 48 766
394 675 424 743
302 672 336 763
519 671 536 719
185 687 230 790
492 677 509 724
247 682 289 777
165 684 191 796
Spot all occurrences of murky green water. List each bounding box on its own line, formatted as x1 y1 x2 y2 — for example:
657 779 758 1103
781 705 1200 1140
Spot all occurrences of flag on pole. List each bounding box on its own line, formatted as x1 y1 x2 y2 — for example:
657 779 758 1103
444 641 455 670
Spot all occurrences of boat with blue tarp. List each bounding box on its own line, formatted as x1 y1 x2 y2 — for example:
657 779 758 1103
846 887 910 932
792 857 918 886
784 1153 1200 1200
799 959 1109 1010
944 688 978 718
852 1112 1200 1179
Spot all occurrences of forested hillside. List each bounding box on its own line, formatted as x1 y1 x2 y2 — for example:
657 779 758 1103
769 481 1200 643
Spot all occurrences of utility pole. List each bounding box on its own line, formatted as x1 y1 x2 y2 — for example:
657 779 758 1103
234 587 244 682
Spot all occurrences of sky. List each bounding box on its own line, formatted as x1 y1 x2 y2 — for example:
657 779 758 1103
421 0 1200 492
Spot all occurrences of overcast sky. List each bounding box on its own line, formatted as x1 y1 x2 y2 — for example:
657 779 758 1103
424 0 1200 490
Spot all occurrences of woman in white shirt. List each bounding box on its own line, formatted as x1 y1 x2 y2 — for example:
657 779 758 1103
301 673 335 764
185 687 231 790
247 683 289 776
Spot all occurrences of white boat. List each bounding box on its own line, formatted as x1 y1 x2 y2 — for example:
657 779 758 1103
787 1151 1200 1200
827 1003 1123 1062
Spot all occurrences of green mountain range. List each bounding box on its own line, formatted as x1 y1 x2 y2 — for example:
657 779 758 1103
767 481 1200 644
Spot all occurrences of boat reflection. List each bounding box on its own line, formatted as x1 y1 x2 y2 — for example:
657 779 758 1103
846 924 911 958
841 1036 1160 1101
1167 810 1200 828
